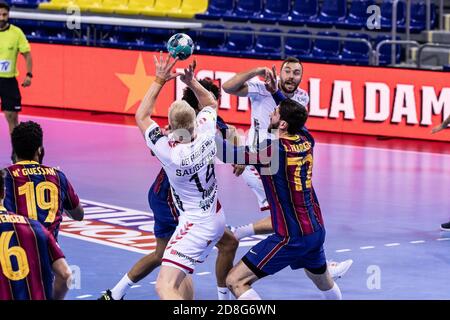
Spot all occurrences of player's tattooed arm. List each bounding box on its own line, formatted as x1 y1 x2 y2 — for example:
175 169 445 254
180 60 218 111
135 52 180 135
222 67 271 97
431 114 450 134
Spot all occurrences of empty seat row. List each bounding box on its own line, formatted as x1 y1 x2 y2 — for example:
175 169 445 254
195 26 401 65
10 18 402 66
197 0 437 33
37 0 207 18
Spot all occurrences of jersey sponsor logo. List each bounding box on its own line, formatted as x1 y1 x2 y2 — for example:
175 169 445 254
58 199 267 254
148 127 164 144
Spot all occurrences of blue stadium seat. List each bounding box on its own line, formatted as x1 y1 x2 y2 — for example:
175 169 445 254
224 27 254 57
335 0 375 29
340 33 371 65
311 32 341 62
377 0 405 31
196 0 234 20
40 21 73 44
307 0 347 28
279 0 318 26
284 30 313 59
374 35 401 65
223 0 263 22
251 0 290 23
11 0 42 8
21 27 48 43
252 28 282 59
195 24 227 54
398 2 436 33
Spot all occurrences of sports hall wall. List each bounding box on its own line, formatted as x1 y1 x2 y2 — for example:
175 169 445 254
20 43 450 142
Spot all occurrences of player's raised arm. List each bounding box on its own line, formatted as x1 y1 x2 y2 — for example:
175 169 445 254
222 67 270 97
180 60 218 111
135 52 180 135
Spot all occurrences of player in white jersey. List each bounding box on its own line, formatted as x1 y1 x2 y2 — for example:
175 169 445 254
135 53 225 299
223 57 353 279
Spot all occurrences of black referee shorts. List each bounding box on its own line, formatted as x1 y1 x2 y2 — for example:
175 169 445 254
0 77 22 112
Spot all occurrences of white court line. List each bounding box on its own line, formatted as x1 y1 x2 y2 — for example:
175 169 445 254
436 238 450 241
76 295 93 299
131 285 141 289
15 114 450 157
384 243 401 247
360 246 375 250
410 240 425 244
335 249 351 253
196 272 211 276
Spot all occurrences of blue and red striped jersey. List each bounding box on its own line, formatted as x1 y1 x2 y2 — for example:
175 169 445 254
217 127 324 238
3 161 80 240
0 207 65 300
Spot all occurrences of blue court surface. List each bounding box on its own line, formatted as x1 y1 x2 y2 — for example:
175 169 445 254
1 114 449 300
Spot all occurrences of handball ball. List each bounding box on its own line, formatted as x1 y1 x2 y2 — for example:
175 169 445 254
167 33 194 61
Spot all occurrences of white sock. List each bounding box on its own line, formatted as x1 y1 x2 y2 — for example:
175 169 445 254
322 283 342 300
238 288 261 300
110 274 135 300
217 287 230 300
234 223 255 240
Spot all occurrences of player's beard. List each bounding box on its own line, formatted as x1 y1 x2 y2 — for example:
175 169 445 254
280 79 298 94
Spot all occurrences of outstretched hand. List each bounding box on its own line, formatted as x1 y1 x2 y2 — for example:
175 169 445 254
180 59 197 85
153 51 181 82
431 125 444 134
264 65 278 94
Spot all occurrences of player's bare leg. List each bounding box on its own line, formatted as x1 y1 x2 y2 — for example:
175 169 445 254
178 274 194 300
214 228 239 300
155 266 187 300
226 260 261 300
304 268 342 300
127 237 169 282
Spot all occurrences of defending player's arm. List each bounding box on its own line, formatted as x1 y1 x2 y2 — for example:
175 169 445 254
45 225 71 300
135 53 180 135
431 114 450 134
265 65 288 105
52 258 71 300
180 60 218 111
226 124 246 177
61 174 84 221
222 67 271 97
65 205 84 221
215 135 273 166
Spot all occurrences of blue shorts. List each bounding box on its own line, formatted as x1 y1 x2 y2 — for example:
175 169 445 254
242 229 327 278
148 179 179 239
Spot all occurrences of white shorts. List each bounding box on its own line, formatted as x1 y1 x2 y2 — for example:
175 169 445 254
162 210 225 274
241 165 270 211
